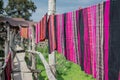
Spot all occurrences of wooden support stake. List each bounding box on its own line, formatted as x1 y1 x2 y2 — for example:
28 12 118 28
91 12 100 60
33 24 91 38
31 26 35 69
4 24 10 61
48 0 56 76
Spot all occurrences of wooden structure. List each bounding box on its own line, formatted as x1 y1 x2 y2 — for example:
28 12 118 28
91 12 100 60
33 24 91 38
0 16 56 80
0 17 36 80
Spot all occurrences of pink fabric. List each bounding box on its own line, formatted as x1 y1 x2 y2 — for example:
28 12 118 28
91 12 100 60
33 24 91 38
76 10 82 65
83 8 89 74
119 72 120 80
35 23 38 44
66 12 76 63
104 1 110 80
35 23 40 44
5 52 11 80
90 5 97 78
73 11 78 64
87 7 92 75
56 15 62 53
61 14 65 56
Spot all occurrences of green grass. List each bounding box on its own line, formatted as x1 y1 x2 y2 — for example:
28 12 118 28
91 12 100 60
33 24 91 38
36 46 95 80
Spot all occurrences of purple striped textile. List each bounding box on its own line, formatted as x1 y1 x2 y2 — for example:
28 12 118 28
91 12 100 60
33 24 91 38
56 14 63 54
90 5 97 78
46 1 116 80
48 15 57 53
65 12 77 63
76 10 81 65
83 8 89 74
72 11 79 64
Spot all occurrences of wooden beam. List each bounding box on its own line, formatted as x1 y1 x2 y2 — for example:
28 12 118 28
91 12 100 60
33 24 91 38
27 50 56 80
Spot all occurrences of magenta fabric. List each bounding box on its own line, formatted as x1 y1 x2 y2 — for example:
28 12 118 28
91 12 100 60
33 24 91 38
88 7 92 75
83 8 89 74
61 14 65 56
76 10 82 65
104 1 110 80
90 5 97 78
72 11 78 64
5 52 11 80
65 12 76 63
119 72 120 80
35 23 40 44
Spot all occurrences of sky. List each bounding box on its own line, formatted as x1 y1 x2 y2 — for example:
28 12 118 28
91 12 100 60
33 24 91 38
32 0 106 22
4 0 106 21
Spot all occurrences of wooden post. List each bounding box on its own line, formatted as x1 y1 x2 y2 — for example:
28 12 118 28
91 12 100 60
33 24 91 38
28 25 32 50
4 24 10 61
31 26 36 69
31 26 38 79
48 0 56 76
9 30 16 70
48 0 56 15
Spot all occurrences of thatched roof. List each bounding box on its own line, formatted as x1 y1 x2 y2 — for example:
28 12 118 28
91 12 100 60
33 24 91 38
0 17 36 27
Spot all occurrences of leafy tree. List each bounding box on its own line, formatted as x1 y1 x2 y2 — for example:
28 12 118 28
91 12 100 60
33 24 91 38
0 0 4 14
5 0 37 20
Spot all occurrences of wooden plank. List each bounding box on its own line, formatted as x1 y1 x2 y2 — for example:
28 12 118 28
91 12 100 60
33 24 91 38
13 47 33 80
27 50 56 80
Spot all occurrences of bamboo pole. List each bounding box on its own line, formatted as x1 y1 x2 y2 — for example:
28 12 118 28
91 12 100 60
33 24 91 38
48 0 56 76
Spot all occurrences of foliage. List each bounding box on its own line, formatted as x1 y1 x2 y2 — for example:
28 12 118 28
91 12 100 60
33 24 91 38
56 53 72 75
36 46 95 80
36 46 49 80
5 0 37 20
0 0 4 14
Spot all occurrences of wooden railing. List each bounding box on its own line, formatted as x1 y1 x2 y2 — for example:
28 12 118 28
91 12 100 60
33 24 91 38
26 50 56 80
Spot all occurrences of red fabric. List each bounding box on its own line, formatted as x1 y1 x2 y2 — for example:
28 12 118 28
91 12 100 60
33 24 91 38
20 27 29 39
39 14 47 41
48 15 57 53
5 52 11 80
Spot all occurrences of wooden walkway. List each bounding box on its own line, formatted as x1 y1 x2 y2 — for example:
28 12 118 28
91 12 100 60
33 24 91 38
12 46 33 80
